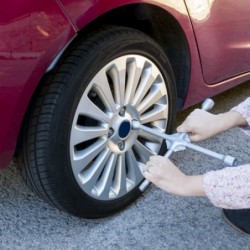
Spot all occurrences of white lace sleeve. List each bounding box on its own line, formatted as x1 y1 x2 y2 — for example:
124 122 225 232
203 97 250 209
231 97 250 136
203 164 250 209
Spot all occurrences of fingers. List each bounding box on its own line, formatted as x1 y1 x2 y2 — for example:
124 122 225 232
143 157 165 184
144 158 158 175
177 124 200 142
144 155 165 170
148 155 166 162
143 164 156 183
176 109 213 142
143 169 155 182
176 113 197 134
143 156 162 177
176 123 191 133
188 133 202 142
143 156 171 177
176 109 200 131
143 156 189 195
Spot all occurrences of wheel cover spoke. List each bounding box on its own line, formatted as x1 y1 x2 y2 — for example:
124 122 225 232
92 70 117 113
71 126 108 145
70 55 170 200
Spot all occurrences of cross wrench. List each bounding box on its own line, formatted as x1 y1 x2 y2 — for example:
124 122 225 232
131 99 237 191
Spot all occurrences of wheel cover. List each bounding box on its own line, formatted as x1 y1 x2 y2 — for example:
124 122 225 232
70 55 169 200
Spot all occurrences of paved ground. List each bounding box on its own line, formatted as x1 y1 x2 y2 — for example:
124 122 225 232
0 82 249 250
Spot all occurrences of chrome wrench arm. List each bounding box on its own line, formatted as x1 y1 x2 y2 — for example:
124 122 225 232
132 121 236 166
131 99 237 191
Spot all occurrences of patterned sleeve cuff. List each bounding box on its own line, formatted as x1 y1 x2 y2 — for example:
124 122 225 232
203 165 250 209
231 97 250 136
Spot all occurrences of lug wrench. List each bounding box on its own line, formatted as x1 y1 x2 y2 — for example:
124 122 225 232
131 99 237 191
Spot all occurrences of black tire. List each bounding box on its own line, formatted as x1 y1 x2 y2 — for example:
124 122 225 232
17 26 177 218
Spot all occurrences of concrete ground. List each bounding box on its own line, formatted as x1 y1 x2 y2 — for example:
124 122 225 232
0 82 249 250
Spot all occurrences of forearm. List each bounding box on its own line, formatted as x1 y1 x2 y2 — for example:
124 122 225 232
182 175 205 197
216 110 247 133
216 97 249 131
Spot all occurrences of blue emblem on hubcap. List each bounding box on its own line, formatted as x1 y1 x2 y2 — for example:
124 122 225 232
118 121 131 138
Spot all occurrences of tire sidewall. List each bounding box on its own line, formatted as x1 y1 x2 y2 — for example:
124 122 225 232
48 27 177 217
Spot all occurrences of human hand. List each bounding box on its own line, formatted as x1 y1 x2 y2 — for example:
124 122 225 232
176 109 220 141
177 109 247 142
143 156 205 196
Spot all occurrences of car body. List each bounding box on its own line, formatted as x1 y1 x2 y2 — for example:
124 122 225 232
0 0 250 217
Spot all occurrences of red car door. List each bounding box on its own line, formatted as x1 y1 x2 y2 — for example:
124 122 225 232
185 0 250 84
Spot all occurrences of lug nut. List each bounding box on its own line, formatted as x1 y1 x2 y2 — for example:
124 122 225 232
119 107 126 116
108 128 114 138
118 141 125 151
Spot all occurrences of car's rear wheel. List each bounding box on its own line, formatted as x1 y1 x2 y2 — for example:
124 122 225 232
17 26 177 218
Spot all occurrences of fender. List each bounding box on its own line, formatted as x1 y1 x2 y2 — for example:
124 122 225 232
0 1 76 169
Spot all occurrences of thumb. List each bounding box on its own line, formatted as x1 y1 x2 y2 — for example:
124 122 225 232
176 123 190 133
187 133 200 142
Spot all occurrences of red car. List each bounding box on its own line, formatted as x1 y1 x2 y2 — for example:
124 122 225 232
1 0 250 218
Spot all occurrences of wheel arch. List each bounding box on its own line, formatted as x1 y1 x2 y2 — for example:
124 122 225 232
72 3 191 110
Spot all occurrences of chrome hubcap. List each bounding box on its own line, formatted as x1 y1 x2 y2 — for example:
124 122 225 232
70 55 169 200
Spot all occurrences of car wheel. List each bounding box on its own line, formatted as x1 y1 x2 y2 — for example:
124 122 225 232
17 26 177 218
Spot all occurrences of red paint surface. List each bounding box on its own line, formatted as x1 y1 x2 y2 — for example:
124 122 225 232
0 0 75 168
0 0 249 169
185 0 250 84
